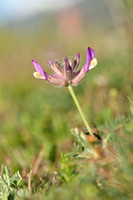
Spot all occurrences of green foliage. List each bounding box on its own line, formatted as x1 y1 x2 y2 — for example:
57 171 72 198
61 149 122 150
57 153 77 183
0 166 22 200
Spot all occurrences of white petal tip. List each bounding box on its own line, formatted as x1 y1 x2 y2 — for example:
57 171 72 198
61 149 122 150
33 72 45 79
89 58 97 70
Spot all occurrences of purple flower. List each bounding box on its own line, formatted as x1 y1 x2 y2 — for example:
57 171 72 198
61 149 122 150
32 47 97 87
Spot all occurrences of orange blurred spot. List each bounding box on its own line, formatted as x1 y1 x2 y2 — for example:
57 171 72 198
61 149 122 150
87 135 95 143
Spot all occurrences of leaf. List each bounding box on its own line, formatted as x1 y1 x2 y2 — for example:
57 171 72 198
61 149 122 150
10 171 22 188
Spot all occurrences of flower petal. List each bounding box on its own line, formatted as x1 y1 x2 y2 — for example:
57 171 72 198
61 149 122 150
33 72 46 79
73 52 80 72
89 58 97 70
48 60 64 76
47 74 67 87
65 57 71 71
76 52 80 59
71 53 97 86
48 60 51 65
51 74 66 80
83 47 95 72
71 69 86 86
32 60 47 79
34 71 67 87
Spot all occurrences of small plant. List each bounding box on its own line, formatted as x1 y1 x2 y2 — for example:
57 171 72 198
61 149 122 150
0 166 22 200
32 47 97 136
56 153 77 184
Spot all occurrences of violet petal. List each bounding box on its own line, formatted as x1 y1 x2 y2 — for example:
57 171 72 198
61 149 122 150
83 47 95 72
65 57 71 71
76 52 80 59
32 60 47 79
48 60 52 65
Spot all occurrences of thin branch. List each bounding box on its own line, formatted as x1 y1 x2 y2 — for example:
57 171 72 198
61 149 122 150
32 145 45 175
28 170 33 193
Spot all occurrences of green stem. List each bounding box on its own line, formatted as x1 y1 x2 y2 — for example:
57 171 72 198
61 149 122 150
68 85 93 136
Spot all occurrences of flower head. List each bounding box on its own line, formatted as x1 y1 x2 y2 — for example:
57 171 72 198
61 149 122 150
32 47 97 87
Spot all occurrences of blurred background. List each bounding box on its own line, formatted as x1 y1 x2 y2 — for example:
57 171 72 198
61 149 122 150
0 0 133 171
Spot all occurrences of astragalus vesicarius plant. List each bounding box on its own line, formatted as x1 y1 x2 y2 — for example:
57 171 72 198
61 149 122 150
32 47 97 136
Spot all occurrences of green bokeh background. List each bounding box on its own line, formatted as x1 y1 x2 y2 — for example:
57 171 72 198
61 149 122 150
0 0 133 175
